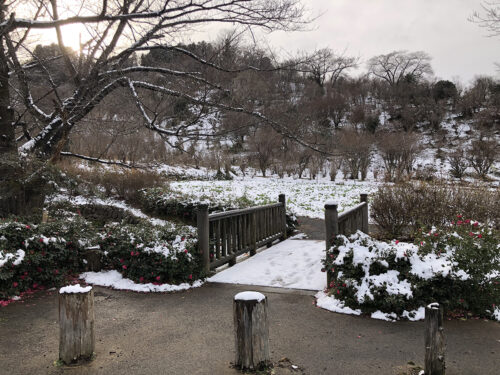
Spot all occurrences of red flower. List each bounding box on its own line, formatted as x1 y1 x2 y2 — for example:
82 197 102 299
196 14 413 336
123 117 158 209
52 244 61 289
39 238 44 243
457 214 462 218
477 234 483 239
54 269 59 274
13 282 18 288
188 274 193 280
139 277 144 282
469 232 474 237
130 251 135 256
32 283 38 289
181 237 186 241
465 219 471 224
329 282 334 288
135 252 139 256
184 249 188 254
395 240 400 245
156 276 161 281
473 222 479 227
457 220 463 225
119 258 124 263
25 225 30 229
122 265 127 270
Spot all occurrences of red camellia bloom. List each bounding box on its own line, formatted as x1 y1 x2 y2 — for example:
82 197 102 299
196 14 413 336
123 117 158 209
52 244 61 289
457 220 463 225
156 276 161 281
139 277 144 282
188 274 193 280
130 251 135 256
473 222 479 227
477 234 483 239
184 249 188 254
456 215 462 218
39 238 44 243
13 282 18 287
395 240 400 244
119 258 124 263
122 265 127 270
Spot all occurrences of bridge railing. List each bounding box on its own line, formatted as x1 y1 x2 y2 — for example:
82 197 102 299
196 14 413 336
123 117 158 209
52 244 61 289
197 194 287 272
324 193 369 250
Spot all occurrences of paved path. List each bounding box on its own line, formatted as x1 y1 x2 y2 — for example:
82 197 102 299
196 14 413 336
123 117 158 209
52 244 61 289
1 283 499 375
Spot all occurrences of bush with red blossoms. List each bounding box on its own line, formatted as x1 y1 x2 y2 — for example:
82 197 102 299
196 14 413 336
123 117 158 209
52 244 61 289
98 222 203 285
322 220 499 320
0 219 89 301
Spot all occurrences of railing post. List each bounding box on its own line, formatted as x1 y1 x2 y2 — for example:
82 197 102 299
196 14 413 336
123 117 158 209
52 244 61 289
425 303 445 375
325 202 339 287
197 204 210 273
360 193 369 234
250 212 257 256
278 194 287 240
325 202 339 249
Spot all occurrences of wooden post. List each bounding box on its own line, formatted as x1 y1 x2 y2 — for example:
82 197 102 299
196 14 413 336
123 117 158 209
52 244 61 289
360 193 369 234
233 292 270 370
250 211 257 256
59 285 95 364
197 204 210 273
278 194 287 240
325 202 339 250
425 303 445 375
325 202 339 287
85 247 102 272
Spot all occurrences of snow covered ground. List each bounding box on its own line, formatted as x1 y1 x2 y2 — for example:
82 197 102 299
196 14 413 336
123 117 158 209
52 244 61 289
171 177 379 219
81 270 204 292
208 239 326 290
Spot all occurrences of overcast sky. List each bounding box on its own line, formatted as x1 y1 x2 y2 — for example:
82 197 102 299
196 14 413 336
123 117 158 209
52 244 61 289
258 0 500 84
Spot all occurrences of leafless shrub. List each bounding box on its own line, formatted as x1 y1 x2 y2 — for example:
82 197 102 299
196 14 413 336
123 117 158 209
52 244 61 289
376 132 421 182
468 139 498 178
448 149 469 179
329 156 343 181
371 182 500 237
339 130 373 180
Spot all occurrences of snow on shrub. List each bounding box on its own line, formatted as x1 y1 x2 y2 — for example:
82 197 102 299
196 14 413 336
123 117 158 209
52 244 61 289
0 220 88 301
98 222 203 285
320 220 499 321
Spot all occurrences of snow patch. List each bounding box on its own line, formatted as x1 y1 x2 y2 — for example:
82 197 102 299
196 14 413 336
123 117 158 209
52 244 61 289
234 291 266 302
81 270 203 293
60 284 92 294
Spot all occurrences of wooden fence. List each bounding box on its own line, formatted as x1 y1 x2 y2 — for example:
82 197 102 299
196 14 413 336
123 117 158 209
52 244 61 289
197 195 287 272
325 193 369 250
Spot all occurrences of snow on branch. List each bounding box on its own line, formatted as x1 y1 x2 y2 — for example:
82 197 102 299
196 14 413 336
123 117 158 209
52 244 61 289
60 152 143 169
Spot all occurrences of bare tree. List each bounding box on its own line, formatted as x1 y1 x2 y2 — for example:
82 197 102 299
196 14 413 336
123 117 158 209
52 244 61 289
0 0 311 215
367 51 433 86
471 1 500 36
302 48 358 89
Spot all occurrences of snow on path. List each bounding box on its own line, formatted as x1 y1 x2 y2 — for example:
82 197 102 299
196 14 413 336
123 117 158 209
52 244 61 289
208 239 326 291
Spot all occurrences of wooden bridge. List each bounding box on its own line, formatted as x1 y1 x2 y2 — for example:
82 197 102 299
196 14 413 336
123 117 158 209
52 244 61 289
197 193 369 272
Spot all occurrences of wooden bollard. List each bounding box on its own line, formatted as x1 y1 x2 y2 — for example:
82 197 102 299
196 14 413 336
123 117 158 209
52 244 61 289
59 285 95 364
425 303 445 375
233 291 270 370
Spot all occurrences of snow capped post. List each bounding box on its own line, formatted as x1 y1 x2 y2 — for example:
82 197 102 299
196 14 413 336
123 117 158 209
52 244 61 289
360 193 369 234
58 285 95 364
425 303 445 375
278 194 287 240
197 204 210 273
325 201 339 251
233 291 270 370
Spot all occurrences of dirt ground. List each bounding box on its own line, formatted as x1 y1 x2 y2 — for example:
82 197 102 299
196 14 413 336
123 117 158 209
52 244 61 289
1 282 499 375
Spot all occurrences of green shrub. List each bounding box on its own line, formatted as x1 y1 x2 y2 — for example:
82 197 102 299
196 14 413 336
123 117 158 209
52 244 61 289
0 219 90 300
98 222 203 284
323 221 499 320
370 182 500 237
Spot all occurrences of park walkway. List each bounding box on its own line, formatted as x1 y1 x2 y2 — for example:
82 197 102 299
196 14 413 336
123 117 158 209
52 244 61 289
1 282 499 375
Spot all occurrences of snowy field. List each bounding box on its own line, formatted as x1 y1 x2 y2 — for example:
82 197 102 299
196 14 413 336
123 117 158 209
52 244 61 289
208 239 326 290
170 177 379 219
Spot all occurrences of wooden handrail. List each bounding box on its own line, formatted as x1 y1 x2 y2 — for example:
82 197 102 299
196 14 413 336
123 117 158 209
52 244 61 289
197 195 287 272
